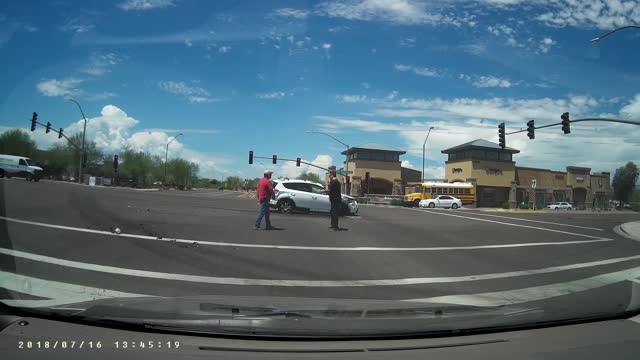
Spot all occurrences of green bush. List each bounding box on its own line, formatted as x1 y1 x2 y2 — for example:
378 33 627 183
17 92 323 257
390 199 404 206
632 190 640 212
501 201 510 209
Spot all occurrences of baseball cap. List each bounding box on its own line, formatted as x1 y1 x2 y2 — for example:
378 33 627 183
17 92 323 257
264 169 273 175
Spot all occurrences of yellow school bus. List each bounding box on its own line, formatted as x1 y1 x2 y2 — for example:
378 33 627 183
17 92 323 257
404 182 475 207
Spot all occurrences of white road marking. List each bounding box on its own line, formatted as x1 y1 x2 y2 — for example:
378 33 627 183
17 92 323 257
0 270 152 308
402 265 640 307
2 247 640 287
413 209 604 239
0 216 612 251
448 211 604 231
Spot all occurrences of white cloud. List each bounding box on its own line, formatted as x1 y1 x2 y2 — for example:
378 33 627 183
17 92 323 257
471 75 512 88
322 43 332 49
316 0 476 26
536 0 640 30
218 45 231 53
401 160 415 168
336 94 368 103
620 94 640 120
394 64 442 78
279 154 334 179
257 92 287 100
59 18 94 33
184 39 193 47
539 37 556 53
328 25 349 33
82 52 122 76
118 0 175 11
399 37 416 47
272 8 310 19
36 78 83 97
141 128 219 135
188 96 218 104
487 24 514 36
158 81 218 104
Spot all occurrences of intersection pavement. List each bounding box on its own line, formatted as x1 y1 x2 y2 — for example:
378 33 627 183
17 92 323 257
2 177 640 309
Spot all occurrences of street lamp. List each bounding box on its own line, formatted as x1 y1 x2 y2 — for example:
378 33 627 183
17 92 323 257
305 131 350 194
591 25 640 43
422 127 434 182
67 98 88 183
164 133 183 185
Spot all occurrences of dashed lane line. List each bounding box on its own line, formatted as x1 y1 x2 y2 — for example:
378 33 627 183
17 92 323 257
402 265 640 308
0 270 152 308
442 211 604 231
2 247 640 287
410 209 606 239
0 216 612 251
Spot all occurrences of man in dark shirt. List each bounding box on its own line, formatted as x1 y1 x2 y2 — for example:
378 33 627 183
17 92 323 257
324 169 342 231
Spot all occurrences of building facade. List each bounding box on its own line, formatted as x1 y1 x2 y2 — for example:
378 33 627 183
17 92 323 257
442 139 611 209
336 143 413 196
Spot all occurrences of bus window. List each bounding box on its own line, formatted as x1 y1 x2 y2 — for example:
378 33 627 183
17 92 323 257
453 188 459 194
431 187 436 194
464 189 470 194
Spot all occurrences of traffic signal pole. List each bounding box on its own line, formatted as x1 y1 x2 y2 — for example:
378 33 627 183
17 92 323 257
505 117 640 136
252 155 330 172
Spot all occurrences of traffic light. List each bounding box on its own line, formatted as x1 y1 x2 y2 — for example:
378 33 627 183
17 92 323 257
498 123 505 149
45 122 51 134
58 128 63 139
561 112 570 134
114 155 119 170
296 157 301 167
272 155 277 164
527 120 535 140
248 151 253 164
30 112 38 131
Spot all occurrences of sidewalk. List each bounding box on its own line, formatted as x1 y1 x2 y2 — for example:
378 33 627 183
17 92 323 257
618 222 640 241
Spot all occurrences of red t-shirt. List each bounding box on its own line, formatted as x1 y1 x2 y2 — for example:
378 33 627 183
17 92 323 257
257 177 274 203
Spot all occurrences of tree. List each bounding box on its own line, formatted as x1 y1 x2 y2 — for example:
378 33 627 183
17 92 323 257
225 176 243 190
297 171 322 184
166 158 199 189
0 129 38 158
612 162 639 202
119 149 156 187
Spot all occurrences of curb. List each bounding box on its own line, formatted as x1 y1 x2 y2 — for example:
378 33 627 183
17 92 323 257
616 222 640 242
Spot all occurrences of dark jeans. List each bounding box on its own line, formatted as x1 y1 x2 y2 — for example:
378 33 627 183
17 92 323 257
255 201 271 228
330 199 340 229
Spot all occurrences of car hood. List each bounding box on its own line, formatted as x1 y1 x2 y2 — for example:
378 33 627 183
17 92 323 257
342 195 356 201
28 165 43 171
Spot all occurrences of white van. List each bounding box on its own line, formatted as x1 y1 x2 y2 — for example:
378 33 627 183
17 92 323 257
0 154 43 181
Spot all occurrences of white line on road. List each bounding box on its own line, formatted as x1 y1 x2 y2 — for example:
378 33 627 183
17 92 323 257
2 247 640 287
413 209 605 239
448 211 604 231
0 270 152 308
402 265 640 307
0 216 613 251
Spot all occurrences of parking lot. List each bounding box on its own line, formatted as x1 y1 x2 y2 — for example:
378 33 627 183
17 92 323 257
1 177 640 308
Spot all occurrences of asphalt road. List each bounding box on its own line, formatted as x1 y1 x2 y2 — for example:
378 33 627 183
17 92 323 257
2 177 640 310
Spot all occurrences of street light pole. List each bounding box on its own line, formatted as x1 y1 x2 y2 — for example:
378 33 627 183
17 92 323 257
591 25 640 43
305 131 350 194
422 127 434 183
164 133 183 186
68 98 88 183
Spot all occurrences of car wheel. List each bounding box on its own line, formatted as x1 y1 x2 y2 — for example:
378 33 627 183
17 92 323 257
278 199 295 214
451 203 459 209
0 169 4 178
428 202 436 208
413 199 420 208
34 176 40 182
25 173 32 182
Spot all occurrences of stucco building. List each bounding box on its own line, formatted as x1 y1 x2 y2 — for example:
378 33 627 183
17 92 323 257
442 139 611 209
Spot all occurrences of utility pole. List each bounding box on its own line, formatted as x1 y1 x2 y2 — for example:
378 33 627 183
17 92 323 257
422 127 434 183
68 98 88 184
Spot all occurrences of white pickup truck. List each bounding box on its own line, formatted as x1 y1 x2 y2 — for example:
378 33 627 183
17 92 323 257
0 154 43 181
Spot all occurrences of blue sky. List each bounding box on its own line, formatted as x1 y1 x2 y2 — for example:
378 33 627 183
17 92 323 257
1 0 639 179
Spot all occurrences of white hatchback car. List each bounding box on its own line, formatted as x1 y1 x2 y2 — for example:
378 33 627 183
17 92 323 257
547 202 573 210
269 179 359 215
419 195 463 209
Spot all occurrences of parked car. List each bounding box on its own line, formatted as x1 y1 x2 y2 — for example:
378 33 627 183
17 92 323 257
269 178 359 215
547 202 573 210
418 195 463 209
623 202 632 209
0 154 43 181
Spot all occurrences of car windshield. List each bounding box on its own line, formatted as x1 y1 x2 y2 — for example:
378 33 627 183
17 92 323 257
1 0 640 339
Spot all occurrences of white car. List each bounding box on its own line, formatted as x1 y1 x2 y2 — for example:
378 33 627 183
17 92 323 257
547 202 573 210
0 154 43 181
419 195 463 209
269 178 359 215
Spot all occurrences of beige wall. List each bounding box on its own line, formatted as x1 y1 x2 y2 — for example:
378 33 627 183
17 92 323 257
516 168 567 189
590 174 611 192
567 173 591 189
445 161 474 182
446 160 516 187
346 159 401 182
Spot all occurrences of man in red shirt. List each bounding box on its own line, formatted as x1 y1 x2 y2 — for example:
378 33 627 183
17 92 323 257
255 170 275 230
